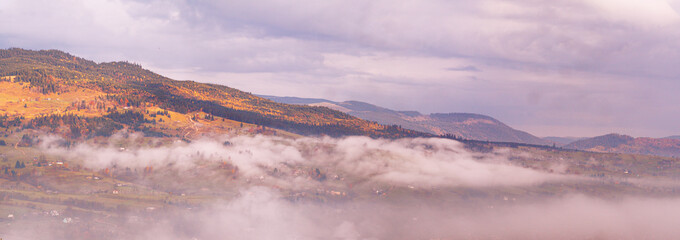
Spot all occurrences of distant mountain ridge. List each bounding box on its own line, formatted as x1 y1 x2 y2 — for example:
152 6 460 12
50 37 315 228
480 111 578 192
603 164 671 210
542 136 586 146
260 95 551 145
565 133 680 157
665 135 680 140
566 134 634 149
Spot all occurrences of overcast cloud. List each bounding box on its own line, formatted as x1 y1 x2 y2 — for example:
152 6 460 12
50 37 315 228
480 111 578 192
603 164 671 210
1 0 679 137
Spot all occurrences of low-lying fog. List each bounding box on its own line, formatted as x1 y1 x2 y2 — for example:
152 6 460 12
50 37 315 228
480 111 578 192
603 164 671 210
3 133 680 239
41 134 564 188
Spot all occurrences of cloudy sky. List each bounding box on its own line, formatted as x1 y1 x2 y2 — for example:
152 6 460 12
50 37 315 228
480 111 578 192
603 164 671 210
1 0 679 138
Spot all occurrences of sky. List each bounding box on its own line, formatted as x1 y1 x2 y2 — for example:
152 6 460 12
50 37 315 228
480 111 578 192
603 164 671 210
1 0 679 138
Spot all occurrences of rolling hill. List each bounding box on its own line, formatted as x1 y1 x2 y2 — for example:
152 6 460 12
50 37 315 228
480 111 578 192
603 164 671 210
542 136 585 146
261 95 550 145
0 48 427 139
666 135 680 140
565 133 680 157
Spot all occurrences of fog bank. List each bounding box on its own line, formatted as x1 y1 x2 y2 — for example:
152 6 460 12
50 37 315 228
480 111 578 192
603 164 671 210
6 186 680 240
16 134 680 239
41 135 563 188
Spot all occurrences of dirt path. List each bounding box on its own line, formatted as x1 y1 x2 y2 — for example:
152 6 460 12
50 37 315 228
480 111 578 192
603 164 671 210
14 142 26 155
183 115 200 139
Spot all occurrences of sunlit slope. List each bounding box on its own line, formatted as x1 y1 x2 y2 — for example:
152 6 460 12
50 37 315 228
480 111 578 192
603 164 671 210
0 48 426 138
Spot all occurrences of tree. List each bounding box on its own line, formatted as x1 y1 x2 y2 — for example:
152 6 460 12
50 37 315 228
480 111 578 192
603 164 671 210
70 125 81 138
15 160 21 169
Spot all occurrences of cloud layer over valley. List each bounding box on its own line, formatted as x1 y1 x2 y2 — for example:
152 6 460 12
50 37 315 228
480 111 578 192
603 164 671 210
40 134 562 189
5 134 670 239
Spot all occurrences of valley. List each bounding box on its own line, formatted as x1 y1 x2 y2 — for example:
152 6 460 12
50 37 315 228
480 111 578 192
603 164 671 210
1 49 680 239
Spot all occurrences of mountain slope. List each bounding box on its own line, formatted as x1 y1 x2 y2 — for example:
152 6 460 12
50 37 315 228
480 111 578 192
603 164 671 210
260 95 550 145
427 113 549 145
565 133 680 157
665 135 680 140
0 48 427 139
565 134 635 149
542 136 585 146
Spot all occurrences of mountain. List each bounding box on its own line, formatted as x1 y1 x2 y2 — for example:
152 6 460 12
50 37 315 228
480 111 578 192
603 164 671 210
0 48 427 139
565 133 680 157
665 135 680 140
542 136 585 146
565 134 634 149
427 113 551 145
259 95 550 145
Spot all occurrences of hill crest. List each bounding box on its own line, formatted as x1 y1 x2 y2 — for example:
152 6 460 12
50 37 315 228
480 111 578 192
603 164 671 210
260 95 550 145
565 133 680 157
0 48 427 139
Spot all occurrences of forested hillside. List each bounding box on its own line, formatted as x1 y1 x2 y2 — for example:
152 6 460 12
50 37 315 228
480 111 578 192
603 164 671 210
0 48 427 139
